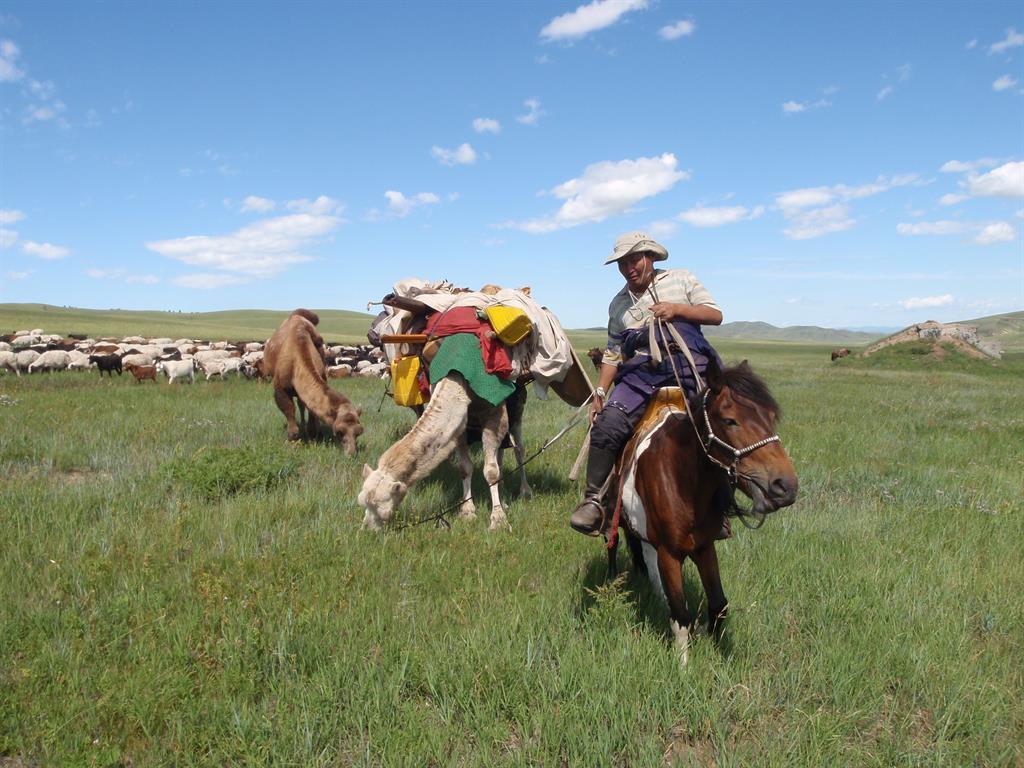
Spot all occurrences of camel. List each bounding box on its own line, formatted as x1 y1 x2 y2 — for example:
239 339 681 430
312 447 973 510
360 284 594 530
359 374 511 531
263 309 364 455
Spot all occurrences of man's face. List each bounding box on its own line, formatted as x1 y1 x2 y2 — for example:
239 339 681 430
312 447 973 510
618 252 654 292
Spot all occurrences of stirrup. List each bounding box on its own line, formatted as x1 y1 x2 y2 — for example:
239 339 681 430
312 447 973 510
570 497 607 537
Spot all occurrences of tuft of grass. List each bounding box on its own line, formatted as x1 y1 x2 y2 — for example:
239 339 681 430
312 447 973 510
166 445 301 499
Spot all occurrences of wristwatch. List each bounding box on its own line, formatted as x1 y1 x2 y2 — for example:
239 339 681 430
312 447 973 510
594 386 606 399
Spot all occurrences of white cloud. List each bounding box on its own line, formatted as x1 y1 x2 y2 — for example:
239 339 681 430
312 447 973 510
899 294 953 310
5 271 30 280
877 85 893 101
968 161 1024 198
431 143 477 166
507 152 687 233
782 204 855 240
938 193 968 206
966 38 977 50
676 204 764 228
0 39 24 82
516 98 544 126
897 63 912 81
472 117 501 134
22 241 70 259
241 195 276 213
0 228 17 249
659 20 695 40
540 0 648 42
989 28 1024 55
0 209 25 225
897 221 972 236
776 186 834 211
146 205 342 278
993 74 1018 91
973 222 1015 245
86 268 160 284
24 100 67 124
782 100 806 113
284 195 343 215
384 190 440 218
775 175 920 239
940 158 998 173
171 273 251 290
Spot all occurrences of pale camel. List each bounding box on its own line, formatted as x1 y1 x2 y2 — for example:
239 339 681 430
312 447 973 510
263 309 364 455
359 374 510 531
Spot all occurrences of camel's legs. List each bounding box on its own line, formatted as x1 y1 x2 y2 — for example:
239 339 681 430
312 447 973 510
479 403 510 531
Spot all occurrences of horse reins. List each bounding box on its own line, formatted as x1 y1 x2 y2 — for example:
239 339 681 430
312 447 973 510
643 317 783 528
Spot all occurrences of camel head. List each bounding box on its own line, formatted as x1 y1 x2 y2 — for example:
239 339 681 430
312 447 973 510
358 463 407 530
332 405 364 456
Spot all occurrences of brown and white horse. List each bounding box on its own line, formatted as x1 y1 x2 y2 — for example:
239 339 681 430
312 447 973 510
609 359 798 664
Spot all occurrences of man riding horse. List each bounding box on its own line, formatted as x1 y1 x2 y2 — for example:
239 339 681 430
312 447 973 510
570 231 730 538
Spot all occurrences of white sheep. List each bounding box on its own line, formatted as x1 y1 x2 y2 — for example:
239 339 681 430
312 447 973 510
27 350 71 373
67 351 95 371
0 350 18 375
14 349 39 374
156 359 196 384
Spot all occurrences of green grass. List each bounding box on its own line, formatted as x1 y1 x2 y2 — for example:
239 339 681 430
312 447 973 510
0 304 377 345
1 344 1022 766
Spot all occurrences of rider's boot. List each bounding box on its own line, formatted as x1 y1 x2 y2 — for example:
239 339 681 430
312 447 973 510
569 447 618 536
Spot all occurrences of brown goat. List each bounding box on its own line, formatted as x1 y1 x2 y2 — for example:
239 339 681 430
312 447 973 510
263 309 364 455
124 362 157 383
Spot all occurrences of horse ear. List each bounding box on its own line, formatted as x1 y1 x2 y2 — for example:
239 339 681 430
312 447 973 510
705 355 724 389
362 463 374 479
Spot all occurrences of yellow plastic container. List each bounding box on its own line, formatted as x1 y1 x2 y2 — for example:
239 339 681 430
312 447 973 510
485 305 532 345
391 355 426 407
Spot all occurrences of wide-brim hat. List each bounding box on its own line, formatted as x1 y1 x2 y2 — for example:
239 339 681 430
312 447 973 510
604 231 669 265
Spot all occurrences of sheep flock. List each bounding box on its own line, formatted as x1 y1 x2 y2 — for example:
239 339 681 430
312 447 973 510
0 328 388 382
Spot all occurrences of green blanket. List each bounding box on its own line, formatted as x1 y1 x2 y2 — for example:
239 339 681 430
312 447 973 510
428 333 516 406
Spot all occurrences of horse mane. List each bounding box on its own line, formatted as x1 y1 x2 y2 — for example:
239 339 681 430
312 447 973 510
720 362 781 419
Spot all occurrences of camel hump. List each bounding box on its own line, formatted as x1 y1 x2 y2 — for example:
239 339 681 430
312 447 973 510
291 308 320 326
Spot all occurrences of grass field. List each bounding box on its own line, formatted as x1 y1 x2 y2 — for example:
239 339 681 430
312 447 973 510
1 337 1022 766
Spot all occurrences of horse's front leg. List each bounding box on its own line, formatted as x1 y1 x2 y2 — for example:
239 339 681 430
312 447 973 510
656 548 695 666
480 405 510 531
454 436 477 521
692 543 728 639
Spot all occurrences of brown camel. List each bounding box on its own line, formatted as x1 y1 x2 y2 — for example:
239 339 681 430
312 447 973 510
263 309 363 455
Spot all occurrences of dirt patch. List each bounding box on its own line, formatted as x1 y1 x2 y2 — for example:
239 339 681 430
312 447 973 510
663 725 717 767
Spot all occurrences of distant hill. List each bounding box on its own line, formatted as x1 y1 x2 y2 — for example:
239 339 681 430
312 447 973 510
2 303 1019 351
0 304 376 344
704 321 882 345
955 310 1024 354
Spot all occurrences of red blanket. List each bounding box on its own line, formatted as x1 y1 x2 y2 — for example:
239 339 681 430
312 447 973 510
424 306 513 378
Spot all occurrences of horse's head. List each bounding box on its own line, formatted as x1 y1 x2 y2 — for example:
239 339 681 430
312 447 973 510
703 359 798 514
358 463 407 530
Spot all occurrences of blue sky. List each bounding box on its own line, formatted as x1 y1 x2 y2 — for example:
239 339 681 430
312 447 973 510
1 0 1021 331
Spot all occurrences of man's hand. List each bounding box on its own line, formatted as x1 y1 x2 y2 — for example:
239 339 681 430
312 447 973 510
589 392 604 423
650 302 678 321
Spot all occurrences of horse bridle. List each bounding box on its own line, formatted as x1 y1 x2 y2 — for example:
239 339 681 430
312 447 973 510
697 387 781 485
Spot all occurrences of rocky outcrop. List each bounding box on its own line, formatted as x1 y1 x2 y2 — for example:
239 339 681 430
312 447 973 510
862 320 1002 359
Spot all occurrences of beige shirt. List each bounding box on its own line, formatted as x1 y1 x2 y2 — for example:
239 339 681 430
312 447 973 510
603 268 719 366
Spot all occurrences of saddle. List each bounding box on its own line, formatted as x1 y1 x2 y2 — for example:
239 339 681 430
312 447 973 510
618 387 689 473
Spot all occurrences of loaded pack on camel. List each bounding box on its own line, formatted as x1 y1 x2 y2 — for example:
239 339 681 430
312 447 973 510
263 309 364 456
359 279 594 531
